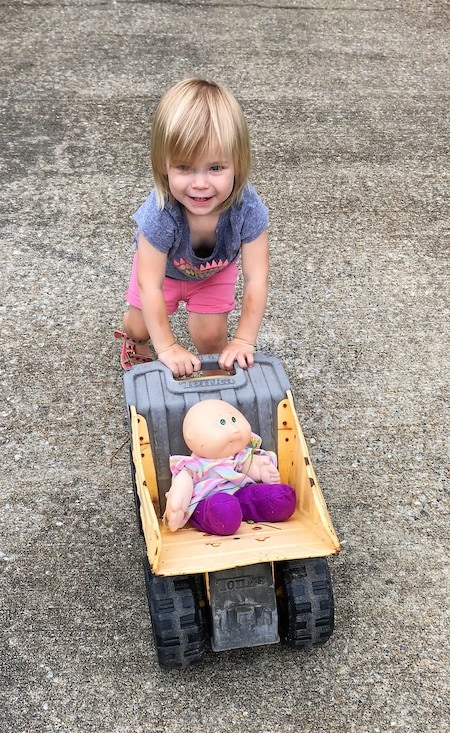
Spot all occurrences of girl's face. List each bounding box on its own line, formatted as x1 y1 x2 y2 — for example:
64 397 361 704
166 151 235 216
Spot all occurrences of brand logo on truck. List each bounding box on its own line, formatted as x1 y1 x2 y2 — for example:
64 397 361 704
182 377 235 389
216 575 267 592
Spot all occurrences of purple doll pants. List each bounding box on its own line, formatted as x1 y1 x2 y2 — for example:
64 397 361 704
189 483 296 536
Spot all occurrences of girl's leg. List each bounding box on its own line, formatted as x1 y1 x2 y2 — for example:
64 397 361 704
121 252 152 359
122 305 149 342
188 312 228 355
186 263 237 355
122 306 152 358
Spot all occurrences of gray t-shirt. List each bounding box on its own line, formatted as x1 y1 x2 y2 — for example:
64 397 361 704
133 183 269 282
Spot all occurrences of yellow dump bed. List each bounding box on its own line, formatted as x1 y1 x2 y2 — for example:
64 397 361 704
130 390 340 577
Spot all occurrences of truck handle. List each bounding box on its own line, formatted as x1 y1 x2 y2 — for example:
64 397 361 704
158 353 249 394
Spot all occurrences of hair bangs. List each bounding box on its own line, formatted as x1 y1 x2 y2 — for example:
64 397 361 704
167 102 234 168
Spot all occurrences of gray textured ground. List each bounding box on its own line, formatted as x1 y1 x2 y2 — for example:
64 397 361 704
1 1 449 732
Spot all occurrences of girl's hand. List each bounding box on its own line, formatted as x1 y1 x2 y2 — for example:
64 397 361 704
218 337 256 371
158 343 201 378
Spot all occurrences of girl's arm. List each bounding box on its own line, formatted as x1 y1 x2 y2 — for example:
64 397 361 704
218 229 269 371
137 234 201 377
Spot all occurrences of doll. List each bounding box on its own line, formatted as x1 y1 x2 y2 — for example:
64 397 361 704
164 399 296 535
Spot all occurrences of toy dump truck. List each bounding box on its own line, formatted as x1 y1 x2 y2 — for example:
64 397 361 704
123 354 340 669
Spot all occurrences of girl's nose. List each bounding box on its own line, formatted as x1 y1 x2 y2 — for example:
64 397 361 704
192 170 208 188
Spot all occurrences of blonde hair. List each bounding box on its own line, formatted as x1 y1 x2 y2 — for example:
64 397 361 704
151 78 251 211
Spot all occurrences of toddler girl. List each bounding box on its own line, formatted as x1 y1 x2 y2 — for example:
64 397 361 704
116 78 270 378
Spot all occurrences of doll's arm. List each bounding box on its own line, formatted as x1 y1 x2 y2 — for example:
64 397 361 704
164 468 194 532
243 453 281 484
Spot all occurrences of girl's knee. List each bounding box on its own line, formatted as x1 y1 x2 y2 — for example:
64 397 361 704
189 313 228 353
123 307 149 341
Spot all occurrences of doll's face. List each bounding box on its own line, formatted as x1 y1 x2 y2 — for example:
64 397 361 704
183 399 252 459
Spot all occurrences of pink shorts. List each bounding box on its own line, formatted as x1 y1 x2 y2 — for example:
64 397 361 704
125 252 239 315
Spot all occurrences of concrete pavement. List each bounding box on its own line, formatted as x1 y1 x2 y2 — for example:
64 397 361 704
1 1 449 731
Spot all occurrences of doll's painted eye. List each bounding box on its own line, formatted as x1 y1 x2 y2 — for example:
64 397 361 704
231 416 237 423
220 418 226 425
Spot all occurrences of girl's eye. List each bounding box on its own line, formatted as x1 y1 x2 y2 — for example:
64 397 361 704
177 165 190 172
219 418 226 425
210 165 223 172
231 416 237 423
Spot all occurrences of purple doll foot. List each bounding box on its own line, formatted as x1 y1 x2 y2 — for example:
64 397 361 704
235 483 296 523
190 492 243 535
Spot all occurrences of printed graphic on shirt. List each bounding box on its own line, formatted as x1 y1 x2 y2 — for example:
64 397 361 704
173 257 230 279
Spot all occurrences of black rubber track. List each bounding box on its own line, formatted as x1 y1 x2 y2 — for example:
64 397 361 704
275 557 335 648
143 556 209 669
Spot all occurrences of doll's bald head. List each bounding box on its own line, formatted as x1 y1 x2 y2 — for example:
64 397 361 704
183 399 252 459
